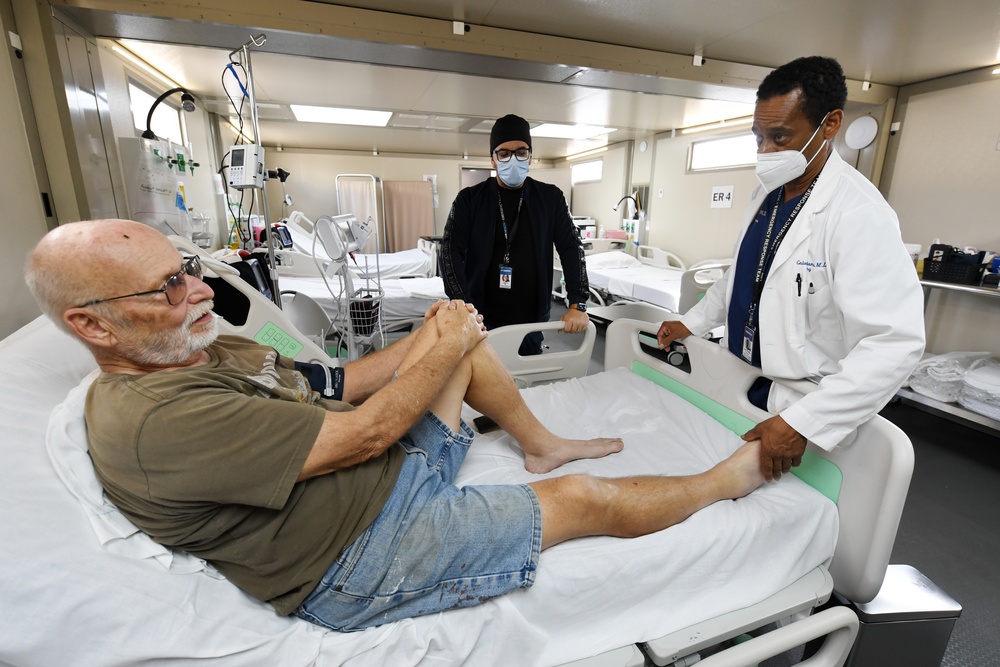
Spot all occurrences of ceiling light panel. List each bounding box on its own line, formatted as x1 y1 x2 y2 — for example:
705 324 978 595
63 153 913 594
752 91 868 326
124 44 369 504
290 105 392 126
531 123 617 140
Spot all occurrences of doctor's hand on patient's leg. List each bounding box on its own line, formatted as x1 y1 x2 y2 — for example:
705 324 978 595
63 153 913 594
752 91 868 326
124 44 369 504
656 321 691 349
741 415 807 482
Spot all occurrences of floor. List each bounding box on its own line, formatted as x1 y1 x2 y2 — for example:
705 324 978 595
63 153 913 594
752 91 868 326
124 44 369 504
541 305 1000 666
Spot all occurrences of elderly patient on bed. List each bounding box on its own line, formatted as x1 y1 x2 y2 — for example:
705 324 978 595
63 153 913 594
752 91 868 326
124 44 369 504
25 219 765 632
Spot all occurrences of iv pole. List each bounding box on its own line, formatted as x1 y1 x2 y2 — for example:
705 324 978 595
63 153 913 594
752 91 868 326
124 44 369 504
229 34 282 307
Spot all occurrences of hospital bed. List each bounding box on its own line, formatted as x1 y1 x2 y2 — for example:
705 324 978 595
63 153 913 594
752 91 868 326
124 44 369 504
583 251 731 315
280 210 435 279
278 274 445 329
0 292 912 665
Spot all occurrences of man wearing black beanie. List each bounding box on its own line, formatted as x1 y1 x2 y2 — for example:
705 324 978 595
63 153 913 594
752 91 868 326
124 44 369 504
442 114 591 355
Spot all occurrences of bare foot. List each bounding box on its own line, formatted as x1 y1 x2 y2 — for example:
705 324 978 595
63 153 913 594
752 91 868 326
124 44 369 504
523 437 624 474
714 439 766 499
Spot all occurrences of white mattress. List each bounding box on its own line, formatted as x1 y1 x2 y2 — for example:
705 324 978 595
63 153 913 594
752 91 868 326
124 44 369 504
0 317 838 667
585 251 684 311
286 222 433 279
278 275 447 326
348 248 433 279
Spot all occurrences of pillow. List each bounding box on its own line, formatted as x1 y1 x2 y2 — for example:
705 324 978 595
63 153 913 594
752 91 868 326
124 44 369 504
45 372 219 576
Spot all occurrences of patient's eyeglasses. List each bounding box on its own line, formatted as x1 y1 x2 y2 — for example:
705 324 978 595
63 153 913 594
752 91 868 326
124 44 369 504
493 148 531 163
78 256 202 308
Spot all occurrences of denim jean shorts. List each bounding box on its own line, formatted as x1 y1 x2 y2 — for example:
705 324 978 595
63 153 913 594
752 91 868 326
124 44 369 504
294 411 542 631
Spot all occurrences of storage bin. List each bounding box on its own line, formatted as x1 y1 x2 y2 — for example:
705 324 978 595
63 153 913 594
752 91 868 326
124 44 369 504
923 245 986 285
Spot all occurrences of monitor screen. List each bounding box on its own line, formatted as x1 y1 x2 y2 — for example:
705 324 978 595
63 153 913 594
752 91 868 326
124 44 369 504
272 225 293 249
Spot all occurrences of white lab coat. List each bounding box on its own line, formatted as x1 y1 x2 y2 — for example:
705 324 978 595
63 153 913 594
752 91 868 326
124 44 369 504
682 150 925 450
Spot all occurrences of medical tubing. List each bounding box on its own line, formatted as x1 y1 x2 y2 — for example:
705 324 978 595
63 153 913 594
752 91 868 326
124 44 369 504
226 62 251 98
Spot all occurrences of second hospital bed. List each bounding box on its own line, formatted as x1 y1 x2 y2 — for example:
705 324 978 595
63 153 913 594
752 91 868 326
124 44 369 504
559 246 730 315
0 300 912 665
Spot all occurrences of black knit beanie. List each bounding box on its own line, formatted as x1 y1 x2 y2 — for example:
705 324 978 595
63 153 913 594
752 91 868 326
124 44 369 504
489 114 532 154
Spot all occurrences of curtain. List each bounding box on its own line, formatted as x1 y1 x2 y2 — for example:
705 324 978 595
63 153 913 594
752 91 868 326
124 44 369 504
383 180 435 252
337 177 380 253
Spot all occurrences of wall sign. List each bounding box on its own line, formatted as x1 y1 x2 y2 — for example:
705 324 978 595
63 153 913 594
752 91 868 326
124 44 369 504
711 185 734 209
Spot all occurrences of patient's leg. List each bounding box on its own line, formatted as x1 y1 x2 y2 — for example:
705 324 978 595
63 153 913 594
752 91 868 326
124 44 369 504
398 319 622 474
461 342 623 473
531 439 765 549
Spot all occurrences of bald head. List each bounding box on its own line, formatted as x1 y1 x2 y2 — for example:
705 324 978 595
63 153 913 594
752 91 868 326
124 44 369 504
26 219 176 331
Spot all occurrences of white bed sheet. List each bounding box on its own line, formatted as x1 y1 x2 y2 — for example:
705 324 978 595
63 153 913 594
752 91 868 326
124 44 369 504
286 223 433 279
278 275 447 326
0 317 838 667
585 251 684 311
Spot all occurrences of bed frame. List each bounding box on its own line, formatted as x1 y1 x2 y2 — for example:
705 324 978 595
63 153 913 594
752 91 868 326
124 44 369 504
474 316 912 666
593 318 914 666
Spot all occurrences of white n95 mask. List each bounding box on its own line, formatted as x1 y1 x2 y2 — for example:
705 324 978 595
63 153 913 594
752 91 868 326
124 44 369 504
755 113 829 192
497 158 530 188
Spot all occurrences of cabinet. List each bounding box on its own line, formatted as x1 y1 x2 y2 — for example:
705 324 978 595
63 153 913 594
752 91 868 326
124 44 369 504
896 280 1000 436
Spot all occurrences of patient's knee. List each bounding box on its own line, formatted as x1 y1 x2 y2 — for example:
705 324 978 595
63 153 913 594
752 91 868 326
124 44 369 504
541 474 613 515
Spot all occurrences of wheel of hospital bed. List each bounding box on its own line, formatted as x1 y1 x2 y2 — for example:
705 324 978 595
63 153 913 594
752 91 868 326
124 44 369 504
489 321 596 387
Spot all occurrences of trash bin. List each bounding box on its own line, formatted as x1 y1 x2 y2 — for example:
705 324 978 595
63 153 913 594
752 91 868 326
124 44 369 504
835 564 961 667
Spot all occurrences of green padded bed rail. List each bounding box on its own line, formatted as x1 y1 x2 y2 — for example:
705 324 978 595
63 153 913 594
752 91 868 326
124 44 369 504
631 359 842 505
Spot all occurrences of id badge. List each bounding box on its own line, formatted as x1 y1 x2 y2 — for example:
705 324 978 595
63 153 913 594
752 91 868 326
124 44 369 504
499 265 512 289
742 323 756 363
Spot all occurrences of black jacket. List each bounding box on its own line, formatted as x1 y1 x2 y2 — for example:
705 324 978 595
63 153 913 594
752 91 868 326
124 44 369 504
441 177 589 324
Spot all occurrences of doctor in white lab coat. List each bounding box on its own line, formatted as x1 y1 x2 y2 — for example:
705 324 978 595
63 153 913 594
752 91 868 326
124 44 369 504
657 56 925 481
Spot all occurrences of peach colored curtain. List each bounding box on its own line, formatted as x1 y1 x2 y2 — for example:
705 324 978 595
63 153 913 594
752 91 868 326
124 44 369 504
383 180 434 252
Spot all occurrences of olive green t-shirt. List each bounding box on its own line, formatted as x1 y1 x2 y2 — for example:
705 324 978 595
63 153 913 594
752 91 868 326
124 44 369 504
85 335 404 614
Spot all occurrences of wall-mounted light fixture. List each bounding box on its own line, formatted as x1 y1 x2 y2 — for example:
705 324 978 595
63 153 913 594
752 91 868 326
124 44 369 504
141 87 196 140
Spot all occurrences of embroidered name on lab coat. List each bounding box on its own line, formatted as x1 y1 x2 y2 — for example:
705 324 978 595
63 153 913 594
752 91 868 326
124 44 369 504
796 259 828 272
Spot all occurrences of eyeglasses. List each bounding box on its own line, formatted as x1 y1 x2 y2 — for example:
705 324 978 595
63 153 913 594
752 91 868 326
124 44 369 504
493 148 531 163
78 256 202 308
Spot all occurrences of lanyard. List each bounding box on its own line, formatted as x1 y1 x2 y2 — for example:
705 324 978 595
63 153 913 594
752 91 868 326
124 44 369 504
746 178 817 325
498 191 524 265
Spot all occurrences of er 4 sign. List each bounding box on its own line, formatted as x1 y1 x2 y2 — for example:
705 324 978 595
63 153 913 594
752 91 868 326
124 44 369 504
711 185 734 209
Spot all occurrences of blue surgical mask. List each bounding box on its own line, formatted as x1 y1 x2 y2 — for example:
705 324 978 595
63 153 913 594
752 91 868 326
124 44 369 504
497 158 529 188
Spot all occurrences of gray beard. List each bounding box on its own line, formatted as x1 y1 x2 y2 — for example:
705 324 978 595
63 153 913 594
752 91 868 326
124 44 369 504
117 305 220 367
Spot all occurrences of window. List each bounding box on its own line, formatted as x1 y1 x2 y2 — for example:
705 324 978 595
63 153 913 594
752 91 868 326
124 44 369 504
129 81 184 145
571 159 603 184
689 133 757 171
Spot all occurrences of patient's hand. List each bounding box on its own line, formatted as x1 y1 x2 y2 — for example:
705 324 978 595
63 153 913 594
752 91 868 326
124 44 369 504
425 300 485 331
742 415 806 482
435 300 487 353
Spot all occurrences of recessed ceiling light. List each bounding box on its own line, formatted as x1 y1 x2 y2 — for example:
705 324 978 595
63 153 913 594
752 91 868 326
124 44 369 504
531 123 616 140
290 105 391 126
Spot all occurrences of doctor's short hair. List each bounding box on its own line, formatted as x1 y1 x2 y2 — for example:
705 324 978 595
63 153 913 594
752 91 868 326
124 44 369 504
757 56 848 127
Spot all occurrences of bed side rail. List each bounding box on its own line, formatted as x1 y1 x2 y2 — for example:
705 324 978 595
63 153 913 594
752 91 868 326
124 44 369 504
605 318 914 604
169 236 335 366
696 606 859 667
490 321 596 387
637 244 687 270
